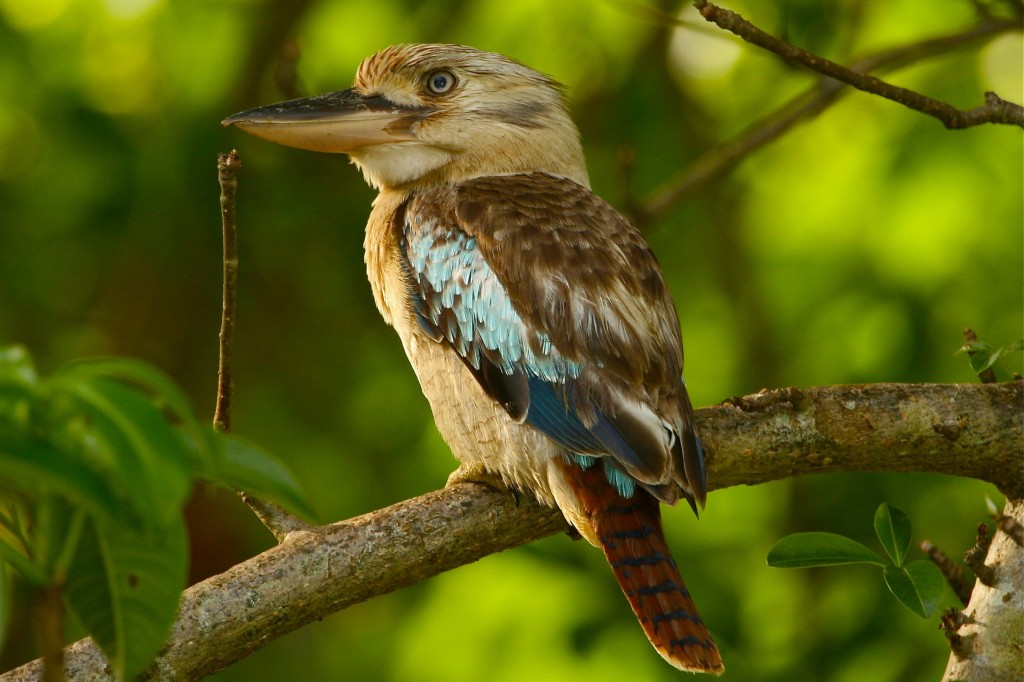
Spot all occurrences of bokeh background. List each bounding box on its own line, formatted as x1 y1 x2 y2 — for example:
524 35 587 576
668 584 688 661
1 0 1021 680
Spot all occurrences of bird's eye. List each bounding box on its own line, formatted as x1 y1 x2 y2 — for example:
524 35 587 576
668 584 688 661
426 70 456 95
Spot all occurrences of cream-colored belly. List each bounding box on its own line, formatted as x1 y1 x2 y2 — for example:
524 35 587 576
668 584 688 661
402 328 597 543
401 328 562 500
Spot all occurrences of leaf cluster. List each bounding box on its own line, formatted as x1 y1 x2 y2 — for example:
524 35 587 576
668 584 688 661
0 346 313 680
768 503 946 618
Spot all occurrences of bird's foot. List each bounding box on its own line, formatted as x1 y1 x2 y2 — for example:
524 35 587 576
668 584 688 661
446 463 520 504
446 462 506 490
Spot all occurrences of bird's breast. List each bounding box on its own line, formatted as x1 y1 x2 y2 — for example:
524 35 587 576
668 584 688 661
362 190 562 501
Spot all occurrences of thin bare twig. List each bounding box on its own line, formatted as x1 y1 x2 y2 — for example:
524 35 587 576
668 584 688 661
635 85 834 225
633 14 1019 226
694 1 1023 129
214 151 240 433
215 151 310 542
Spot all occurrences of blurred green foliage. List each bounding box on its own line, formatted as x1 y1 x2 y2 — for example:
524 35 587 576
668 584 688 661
0 347 311 679
0 0 1020 680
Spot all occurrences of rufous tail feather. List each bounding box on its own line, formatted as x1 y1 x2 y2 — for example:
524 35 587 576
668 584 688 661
558 458 724 674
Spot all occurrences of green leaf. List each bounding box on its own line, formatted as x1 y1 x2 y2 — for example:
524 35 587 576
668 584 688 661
59 358 218 472
874 503 912 567
0 441 134 531
60 376 193 528
972 347 1002 373
767 532 886 568
64 516 187 680
883 560 945 618
211 433 317 522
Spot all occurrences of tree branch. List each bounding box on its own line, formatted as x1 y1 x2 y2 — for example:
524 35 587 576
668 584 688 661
3 382 1020 681
693 1 1023 129
633 13 1019 226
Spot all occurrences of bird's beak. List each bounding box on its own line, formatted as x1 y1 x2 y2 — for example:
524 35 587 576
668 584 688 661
221 89 434 153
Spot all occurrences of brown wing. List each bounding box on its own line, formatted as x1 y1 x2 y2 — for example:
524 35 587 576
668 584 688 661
403 173 706 508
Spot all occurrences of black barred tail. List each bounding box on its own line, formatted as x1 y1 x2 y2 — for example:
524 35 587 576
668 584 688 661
559 459 724 674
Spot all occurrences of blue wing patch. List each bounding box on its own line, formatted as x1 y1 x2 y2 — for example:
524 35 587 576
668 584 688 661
403 213 581 383
524 378 605 454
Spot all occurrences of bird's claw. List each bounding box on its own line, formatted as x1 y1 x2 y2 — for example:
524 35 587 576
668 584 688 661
446 463 520 504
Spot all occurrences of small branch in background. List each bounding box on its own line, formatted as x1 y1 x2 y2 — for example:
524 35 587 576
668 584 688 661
635 86 831 226
215 151 310 542
963 523 996 586
634 14 1018 226
962 328 1000 384
693 1 1023 129
920 540 972 605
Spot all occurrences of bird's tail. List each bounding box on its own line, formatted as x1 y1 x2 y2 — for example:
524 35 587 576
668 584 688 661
558 458 724 674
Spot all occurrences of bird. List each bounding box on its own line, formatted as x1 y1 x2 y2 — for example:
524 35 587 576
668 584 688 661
223 43 723 674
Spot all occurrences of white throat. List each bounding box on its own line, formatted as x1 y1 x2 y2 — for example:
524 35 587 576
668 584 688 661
351 143 454 190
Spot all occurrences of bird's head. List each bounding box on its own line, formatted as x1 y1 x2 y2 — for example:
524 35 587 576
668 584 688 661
223 44 589 191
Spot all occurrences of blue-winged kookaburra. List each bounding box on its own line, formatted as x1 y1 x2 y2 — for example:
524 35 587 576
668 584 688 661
224 43 722 673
